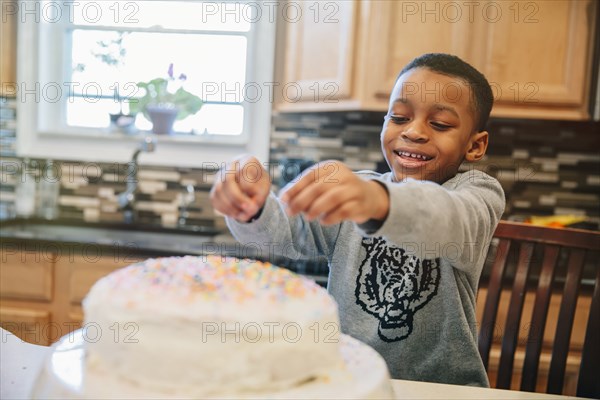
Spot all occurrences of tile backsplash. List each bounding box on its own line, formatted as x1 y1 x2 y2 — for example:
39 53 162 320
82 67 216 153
1 111 598 230
0 97 17 156
270 111 600 230
0 157 226 229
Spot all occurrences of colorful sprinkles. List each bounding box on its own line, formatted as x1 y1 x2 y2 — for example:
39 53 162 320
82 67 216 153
103 256 326 303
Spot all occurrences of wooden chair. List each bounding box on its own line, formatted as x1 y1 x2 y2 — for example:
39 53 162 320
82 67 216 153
478 220 600 398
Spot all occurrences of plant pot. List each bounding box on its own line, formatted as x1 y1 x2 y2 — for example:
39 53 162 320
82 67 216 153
147 106 178 135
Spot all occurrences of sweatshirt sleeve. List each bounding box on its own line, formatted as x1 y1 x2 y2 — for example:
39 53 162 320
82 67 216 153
359 169 505 270
226 192 340 262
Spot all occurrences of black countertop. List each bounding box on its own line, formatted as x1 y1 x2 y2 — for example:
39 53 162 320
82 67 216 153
0 218 330 284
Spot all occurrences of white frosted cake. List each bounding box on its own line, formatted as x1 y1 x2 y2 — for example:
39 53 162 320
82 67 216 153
32 256 394 399
83 256 342 396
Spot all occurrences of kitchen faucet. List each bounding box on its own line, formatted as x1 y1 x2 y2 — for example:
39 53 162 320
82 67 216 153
117 136 156 223
178 184 196 227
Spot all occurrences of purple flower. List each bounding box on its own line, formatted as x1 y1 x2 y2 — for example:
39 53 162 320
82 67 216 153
167 63 174 79
178 73 187 81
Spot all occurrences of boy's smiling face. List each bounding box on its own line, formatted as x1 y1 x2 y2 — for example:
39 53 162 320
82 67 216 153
381 67 488 183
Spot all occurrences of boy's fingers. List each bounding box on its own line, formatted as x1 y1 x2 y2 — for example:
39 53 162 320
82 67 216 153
212 187 245 218
238 160 267 189
280 160 345 202
304 185 351 220
284 178 330 216
218 161 241 184
211 156 269 221
278 167 317 203
223 181 262 220
320 200 362 225
278 180 303 204
222 175 254 209
249 191 266 209
246 180 270 202
241 197 260 219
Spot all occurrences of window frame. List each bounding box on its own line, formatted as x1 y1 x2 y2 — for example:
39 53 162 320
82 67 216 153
16 1 276 166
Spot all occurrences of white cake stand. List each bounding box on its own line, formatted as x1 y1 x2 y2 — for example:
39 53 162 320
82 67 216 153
31 330 394 399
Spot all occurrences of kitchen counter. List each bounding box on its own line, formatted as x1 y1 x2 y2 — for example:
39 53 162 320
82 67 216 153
0 218 234 256
0 218 329 281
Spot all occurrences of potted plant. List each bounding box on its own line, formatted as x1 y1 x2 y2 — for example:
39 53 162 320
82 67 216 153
129 64 204 135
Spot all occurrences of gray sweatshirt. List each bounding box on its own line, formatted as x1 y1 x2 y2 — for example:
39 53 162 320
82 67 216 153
226 168 505 387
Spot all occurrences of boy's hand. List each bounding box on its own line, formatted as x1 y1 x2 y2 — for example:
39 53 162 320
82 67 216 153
279 160 389 225
210 155 271 222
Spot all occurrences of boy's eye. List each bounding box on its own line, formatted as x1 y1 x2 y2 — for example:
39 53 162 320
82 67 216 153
431 122 452 131
388 115 409 124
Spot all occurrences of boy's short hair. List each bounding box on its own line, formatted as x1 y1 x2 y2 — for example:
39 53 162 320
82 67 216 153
397 53 494 133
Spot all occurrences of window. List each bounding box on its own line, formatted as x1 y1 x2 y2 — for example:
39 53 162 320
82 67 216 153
17 1 276 165
67 1 252 135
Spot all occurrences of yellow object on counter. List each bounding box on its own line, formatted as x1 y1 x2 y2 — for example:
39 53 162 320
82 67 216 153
526 215 588 228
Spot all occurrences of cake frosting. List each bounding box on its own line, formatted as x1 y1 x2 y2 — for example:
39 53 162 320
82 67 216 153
82 256 343 397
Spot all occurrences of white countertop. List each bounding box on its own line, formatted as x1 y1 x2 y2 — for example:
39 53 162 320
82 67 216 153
0 328 579 400
1 329 51 400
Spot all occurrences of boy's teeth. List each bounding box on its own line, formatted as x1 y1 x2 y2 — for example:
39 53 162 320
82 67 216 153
398 151 430 160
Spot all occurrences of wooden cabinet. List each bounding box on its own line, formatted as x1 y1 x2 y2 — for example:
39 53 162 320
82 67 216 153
280 1 358 105
0 249 55 345
357 0 476 110
275 0 597 120
0 307 52 346
0 244 131 345
0 250 54 301
65 254 133 327
0 0 18 97
471 0 596 119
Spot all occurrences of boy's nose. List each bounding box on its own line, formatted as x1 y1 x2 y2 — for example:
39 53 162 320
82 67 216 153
401 127 429 143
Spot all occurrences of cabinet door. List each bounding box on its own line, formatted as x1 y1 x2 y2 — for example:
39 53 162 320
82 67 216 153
360 0 476 109
280 1 358 106
0 249 54 301
477 0 595 119
53 254 136 339
68 255 136 304
0 0 18 96
0 307 52 346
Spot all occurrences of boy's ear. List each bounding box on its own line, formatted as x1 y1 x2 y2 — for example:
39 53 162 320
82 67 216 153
464 131 488 162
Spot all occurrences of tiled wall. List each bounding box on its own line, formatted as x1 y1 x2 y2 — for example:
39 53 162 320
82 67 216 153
270 111 600 230
1 111 598 230
0 157 226 229
0 97 17 156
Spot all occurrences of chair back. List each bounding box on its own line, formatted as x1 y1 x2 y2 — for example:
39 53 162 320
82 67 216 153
478 220 600 397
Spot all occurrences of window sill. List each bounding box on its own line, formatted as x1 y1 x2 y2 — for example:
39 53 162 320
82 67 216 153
18 127 263 168
38 128 248 146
